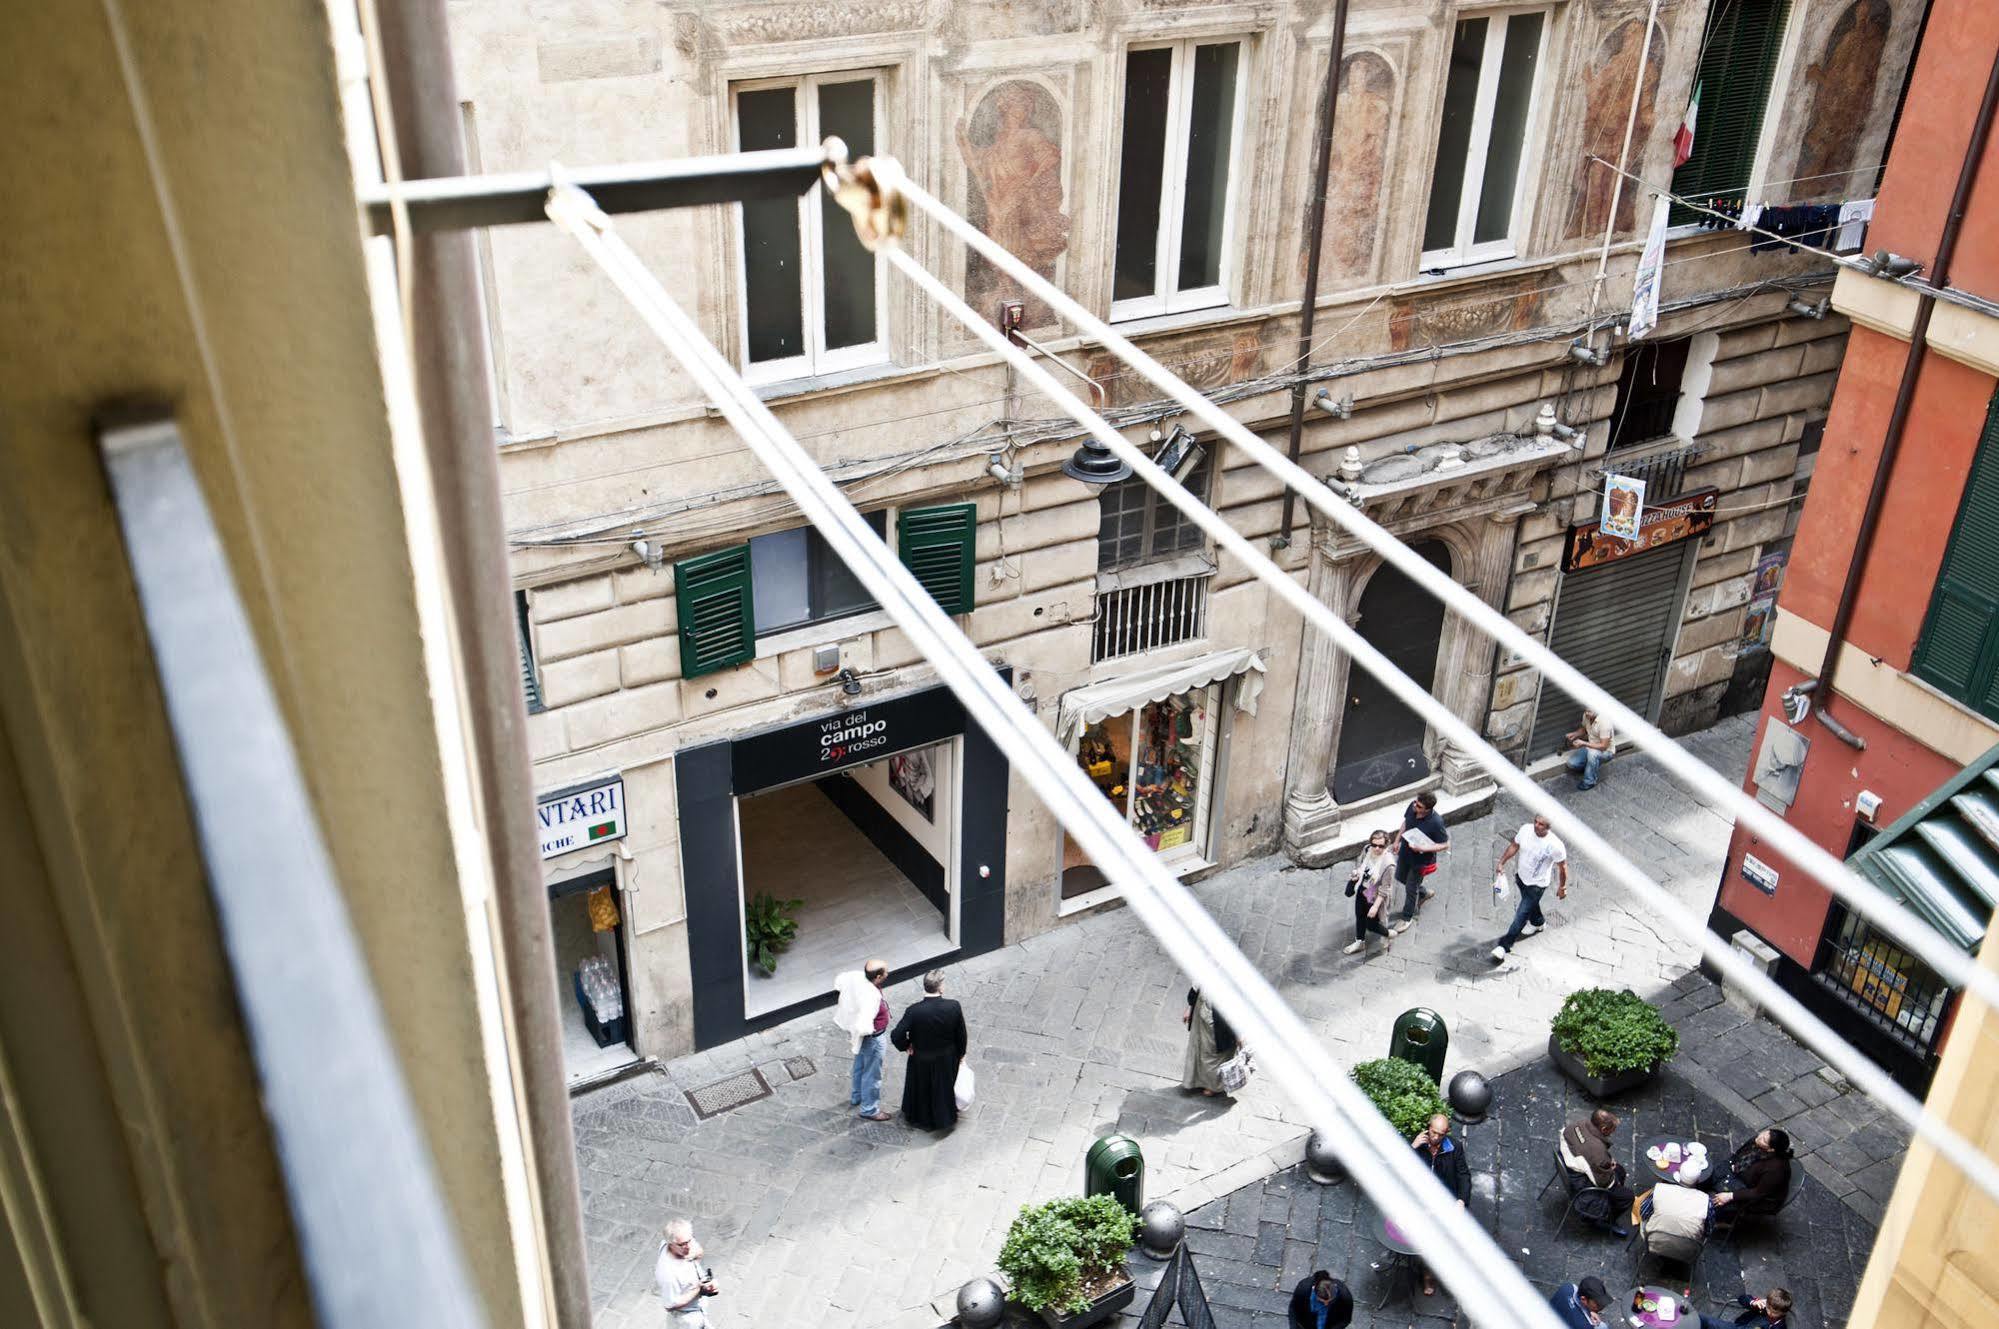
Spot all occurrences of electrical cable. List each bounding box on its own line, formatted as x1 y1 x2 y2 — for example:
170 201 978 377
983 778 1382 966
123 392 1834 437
542 177 1578 1329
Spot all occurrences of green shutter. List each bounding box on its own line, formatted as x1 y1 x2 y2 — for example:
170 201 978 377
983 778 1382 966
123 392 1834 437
1668 0 1792 226
897 503 977 616
515 590 545 713
1913 391 1999 717
675 545 756 678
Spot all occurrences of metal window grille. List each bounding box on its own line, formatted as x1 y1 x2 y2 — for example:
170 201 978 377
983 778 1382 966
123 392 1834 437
1814 905 1952 1058
1594 442 1704 500
1093 574 1211 662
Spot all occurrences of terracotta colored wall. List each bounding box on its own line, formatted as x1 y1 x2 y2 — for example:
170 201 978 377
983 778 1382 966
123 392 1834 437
1719 661 1967 965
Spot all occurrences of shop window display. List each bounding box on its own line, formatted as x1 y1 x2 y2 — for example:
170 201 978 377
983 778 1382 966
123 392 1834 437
1063 687 1217 901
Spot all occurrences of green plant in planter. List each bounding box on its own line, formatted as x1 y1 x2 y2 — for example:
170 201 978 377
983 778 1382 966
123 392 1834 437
997 1194 1141 1315
745 891 802 975
1551 987 1680 1077
1352 1057 1450 1137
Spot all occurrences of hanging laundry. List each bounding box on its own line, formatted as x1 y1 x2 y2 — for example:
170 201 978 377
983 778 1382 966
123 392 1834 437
1691 196 1748 232
1751 203 1841 254
1836 198 1876 252
1736 202 1764 233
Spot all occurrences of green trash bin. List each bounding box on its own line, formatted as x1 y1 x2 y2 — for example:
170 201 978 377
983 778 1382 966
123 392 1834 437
1084 1134 1145 1214
1390 1007 1449 1084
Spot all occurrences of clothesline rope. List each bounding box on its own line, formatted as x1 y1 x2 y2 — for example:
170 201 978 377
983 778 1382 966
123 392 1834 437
541 177 1579 1329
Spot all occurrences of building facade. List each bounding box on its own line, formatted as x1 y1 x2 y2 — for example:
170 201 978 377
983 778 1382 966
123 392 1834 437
1711 0 1999 1098
447 0 1923 1069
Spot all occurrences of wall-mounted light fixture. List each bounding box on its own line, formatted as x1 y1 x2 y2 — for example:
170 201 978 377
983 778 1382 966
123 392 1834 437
1855 250 1923 280
1152 424 1203 483
1314 389 1354 419
1786 296 1829 320
1062 436 1133 488
630 538 665 569
837 667 863 698
1567 337 1609 367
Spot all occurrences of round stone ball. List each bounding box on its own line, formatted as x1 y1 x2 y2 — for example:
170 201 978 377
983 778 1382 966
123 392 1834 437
1305 1128 1346 1184
955 1275 1005 1328
1448 1069 1493 1123
1138 1200 1185 1259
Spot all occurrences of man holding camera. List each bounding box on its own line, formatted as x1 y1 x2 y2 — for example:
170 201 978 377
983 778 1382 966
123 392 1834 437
654 1219 719 1325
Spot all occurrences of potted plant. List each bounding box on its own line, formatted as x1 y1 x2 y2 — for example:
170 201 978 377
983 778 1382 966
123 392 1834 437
1352 1057 1451 1137
997 1194 1142 1328
744 891 802 976
1548 987 1680 1097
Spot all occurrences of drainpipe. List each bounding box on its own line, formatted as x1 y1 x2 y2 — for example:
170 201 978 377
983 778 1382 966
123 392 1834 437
1798 47 1999 749
1274 0 1351 550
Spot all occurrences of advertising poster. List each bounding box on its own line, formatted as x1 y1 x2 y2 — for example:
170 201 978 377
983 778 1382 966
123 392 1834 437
1742 594 1777 651
1753 551 1787 596
1564 487 1719 572
1601 474 1647 541
889 747 936 823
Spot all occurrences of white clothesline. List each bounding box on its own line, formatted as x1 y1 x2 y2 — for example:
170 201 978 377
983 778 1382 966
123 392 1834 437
542 177 1578 1329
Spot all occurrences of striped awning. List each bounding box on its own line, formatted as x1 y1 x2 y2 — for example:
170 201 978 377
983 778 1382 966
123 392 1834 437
1056 648 1265 746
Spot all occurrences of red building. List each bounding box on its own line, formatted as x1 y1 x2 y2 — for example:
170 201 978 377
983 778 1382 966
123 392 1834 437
1711 0 1999 1093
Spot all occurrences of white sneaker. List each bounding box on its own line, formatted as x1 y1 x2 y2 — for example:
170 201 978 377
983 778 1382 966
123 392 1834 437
1389 920 1412 937
1521 922 1544 938
1342 940 1366 955
1490 945 1510 962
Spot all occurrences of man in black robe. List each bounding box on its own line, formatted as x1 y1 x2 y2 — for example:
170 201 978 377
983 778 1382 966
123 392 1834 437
890 969 968 1129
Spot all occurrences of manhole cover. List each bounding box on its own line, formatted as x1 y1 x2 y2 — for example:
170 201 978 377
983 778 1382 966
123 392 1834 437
684 1068 772 1120
784 1056 817 1081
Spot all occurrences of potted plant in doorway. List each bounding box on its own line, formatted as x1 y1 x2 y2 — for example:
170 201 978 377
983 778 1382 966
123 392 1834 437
745 891 802 976
1548 987 1680 1097
997 1194 1141 1328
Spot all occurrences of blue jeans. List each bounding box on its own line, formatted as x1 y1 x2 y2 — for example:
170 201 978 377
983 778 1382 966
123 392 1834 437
1567 747 1606 789
851 1032 885 1115
1396 859 1427 921
1497 879 1547 950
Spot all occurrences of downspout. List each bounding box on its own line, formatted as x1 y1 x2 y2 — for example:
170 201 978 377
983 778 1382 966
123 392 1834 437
1799 47 1999 750
1275 0 1351 550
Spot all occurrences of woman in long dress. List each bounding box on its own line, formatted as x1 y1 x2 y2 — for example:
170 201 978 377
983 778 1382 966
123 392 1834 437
1182 987 1234 1096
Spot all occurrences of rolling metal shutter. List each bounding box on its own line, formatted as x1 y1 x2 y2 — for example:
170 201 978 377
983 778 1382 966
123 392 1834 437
1528 542 1694 758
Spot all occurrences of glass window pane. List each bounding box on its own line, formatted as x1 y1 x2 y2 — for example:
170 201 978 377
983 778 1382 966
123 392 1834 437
750 526 810 632
1422 18 1487 254
1473 13 1543 245
738 88 804 363
817 80 879 351
1076 717 1135 823
1176 43 1240 294
1133 692 1204 850
807 510 886 621
1114 48 1174 303
1149 452 1212 557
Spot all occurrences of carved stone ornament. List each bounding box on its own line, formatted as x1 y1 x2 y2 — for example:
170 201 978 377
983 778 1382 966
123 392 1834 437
710 1 928 48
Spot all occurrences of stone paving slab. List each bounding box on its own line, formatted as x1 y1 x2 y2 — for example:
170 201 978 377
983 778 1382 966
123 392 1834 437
570 713 1908 1327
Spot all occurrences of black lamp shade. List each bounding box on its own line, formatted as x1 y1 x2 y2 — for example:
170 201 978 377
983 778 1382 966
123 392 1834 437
1063 437 1133 487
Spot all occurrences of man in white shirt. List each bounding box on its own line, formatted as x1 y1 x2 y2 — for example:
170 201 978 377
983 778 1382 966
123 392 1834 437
1491 814 1568 963
833 960 893 1121
1564 710 1614 791
654 1219 718 1325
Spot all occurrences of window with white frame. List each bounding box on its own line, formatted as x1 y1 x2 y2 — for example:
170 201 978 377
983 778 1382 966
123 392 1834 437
1420 10 1547 269
1111 40 1246 319
733 74 884 380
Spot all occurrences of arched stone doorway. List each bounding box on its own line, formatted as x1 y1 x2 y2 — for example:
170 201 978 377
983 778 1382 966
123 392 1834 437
1331 539 1451 803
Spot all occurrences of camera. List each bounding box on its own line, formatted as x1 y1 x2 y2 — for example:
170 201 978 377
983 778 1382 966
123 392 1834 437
699 1267 719 1298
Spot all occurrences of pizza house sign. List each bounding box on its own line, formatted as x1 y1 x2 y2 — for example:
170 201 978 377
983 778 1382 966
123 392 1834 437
537 776 627 860
1562 487 1719 572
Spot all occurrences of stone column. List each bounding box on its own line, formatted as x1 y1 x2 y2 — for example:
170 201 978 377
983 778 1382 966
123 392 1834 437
1434 510 1529 794
1283 533 1357 864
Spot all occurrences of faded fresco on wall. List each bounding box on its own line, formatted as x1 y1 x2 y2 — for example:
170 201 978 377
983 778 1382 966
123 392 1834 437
1566 19 1662 239
1086 330 1262 407
959 80 1070 329
1387 273 1549 352
1300 52 1396 286
1797 0 1893 196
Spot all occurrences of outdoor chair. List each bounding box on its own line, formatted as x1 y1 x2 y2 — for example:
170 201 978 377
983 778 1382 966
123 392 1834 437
1540 1145 1618 1235
1709 1166 1805 1247
1629 1181 1710 1284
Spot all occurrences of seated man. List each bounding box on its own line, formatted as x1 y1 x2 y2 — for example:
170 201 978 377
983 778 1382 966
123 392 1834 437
1712 1129 1795 1218
1287 1271 1353 1329
1700 1287 1793 1329
1548 1276 1610 1329
1559 1108 1633 1235
1564 709 1614 791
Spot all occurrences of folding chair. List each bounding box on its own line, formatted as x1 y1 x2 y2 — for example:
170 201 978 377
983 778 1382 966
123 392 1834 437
1540 1146 1617 1235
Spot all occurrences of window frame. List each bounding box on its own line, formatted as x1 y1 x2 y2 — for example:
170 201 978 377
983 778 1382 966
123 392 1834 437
730 72 888 384
1109 37 1251 322
1419 7 1552 271
1096 447 1216 572
748 508 892 640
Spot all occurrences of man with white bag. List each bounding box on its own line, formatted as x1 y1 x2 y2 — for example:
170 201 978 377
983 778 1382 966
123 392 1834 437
1491 814 1568 963
833 960 893 1122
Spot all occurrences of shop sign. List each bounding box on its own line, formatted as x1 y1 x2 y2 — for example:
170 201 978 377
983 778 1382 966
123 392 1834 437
730 677 996 795
538 776 626 860
1740 853 1778 896
1563 486 1719 572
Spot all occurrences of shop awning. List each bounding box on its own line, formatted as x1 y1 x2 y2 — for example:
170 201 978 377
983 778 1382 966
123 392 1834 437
1056 648 1265 746
1849 744 1999 952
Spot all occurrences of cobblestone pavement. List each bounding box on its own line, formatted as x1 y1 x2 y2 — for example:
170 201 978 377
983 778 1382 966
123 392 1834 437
570 713 1908 1327
1117 1048 1878 1329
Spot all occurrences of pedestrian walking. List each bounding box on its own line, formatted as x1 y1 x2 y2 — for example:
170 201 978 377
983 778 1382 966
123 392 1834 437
1181 986 1239 1096
1341 829 1396 956
1564 709 1614 790
653 1218 719 1326
1389 790 1449 936
890 969 968 1129
1491 814 1569 962
833 959 893 1121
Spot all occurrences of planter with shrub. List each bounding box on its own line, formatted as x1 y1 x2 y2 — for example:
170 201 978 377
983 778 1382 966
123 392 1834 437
1351 1057 1451 1137
997 1193 1142 1328
1548 987 1680 1097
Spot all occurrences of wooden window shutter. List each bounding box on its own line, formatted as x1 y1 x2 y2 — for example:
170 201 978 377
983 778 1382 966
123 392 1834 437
1668 0 1792 226
897 503 977 616
515 590 545 713
675 545 757 678
1913 392 1999 717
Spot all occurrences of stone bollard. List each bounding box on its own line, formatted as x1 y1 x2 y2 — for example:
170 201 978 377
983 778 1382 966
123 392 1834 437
955 1276 1005 1328
1138 1201 1185 1260
1305 1129 1345 1185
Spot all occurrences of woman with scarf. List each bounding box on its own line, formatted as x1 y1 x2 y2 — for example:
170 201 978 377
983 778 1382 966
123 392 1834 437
1182 987 1239 1097
1342 829 1397 957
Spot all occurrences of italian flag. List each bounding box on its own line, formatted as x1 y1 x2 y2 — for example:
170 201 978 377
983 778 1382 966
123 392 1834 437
1673 80 1701 168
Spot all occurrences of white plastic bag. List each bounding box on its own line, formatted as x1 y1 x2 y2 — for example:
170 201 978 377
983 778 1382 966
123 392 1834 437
1491 871 1509 901
955 1061 975 1111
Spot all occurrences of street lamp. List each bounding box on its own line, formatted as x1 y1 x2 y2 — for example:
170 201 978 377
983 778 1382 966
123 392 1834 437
1062 436 1133 488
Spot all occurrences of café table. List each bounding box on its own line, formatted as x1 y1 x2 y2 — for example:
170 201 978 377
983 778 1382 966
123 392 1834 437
1625 1283 1692 1327
1640 1135 1714 1188
1372 1211 1422 1309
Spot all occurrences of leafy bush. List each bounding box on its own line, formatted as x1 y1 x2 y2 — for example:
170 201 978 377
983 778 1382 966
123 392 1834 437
997 1194 1140 1314
744 892 802 975
1551 987 1680 1077
1352 1057 1450 1137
